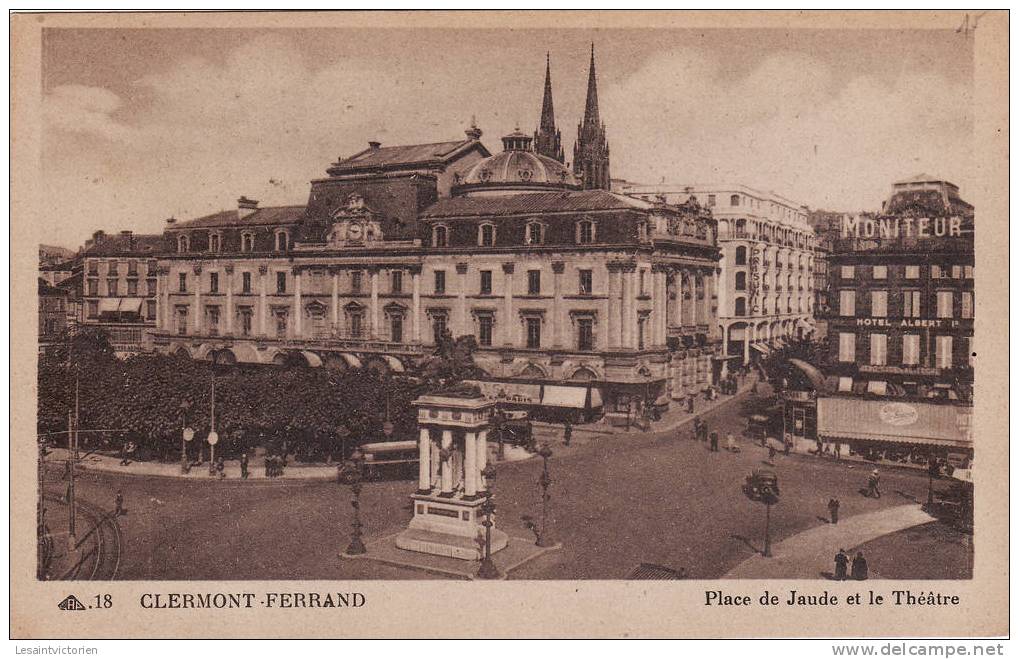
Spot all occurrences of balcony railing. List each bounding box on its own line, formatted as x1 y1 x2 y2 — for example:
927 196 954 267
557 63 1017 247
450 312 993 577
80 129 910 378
151 329 428 354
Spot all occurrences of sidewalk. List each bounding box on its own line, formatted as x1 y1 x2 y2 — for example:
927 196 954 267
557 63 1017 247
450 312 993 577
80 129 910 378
722 504 934 579
47 449 338 482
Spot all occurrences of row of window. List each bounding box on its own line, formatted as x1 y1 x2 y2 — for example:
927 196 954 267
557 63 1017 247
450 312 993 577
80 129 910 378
733 296 809 317
86 259 158 277
176 230 291 254
838 264 974 280
734 271 810 291
837 332 969 369
86 278 156 297
732 246 813 269
721 218 813 249
432 219 597 248
86 299 157 320
838 289 973 319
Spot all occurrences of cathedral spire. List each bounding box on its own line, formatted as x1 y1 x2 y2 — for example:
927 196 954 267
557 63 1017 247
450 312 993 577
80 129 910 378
573 43 610 190
534 52 565 163
582 42 600 128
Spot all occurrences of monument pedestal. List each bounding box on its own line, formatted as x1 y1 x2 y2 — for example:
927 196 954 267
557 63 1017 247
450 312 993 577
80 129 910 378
396 492 507 561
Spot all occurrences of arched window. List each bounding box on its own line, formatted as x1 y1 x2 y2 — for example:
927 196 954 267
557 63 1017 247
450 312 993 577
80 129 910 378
208 232 221 253
240 232 255 253
177 234 190 253
735 297 746 316
432 224 448 248
576 219 596 244
478 223 496 247
735 246 747 266
735 271 747 291
717 220 729 239
730 194 740 207
274 229 290 252
735 218 746 238
525 221 544 245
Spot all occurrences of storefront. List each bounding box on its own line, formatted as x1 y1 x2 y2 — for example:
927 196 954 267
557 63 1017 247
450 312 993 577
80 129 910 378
815 396 973 463
466 378 604 423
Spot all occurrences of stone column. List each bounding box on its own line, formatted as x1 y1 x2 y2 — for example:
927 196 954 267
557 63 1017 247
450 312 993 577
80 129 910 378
476 429 488 494
654 267 667 345
463 431 477 498
607 263 621 348
417 427 431 493
430 433 440 488
258 265 268 336
224 265 234 334
456 262 468 338
292 267 302 338
672 269 683 327
621 265 635 348
684 270 696 326
440 429 453 495
411 267 422 343
369 267 380 339
501 263 514 346
552 261 564 347
703 269 712 326
744 324 752 366
193 265 203 333
331 268 339 332
159 267 170 331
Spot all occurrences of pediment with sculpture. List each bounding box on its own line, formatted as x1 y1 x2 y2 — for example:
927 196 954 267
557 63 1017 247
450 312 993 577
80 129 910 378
326 193 385 247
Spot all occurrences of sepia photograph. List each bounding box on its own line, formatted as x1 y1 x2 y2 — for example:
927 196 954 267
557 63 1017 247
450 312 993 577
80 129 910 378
11 9 1009 640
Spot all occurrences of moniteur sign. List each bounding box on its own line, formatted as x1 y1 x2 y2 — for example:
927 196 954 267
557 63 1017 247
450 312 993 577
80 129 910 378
841 215 963 239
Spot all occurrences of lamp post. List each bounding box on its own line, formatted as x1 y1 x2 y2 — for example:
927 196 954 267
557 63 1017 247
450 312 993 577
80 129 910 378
477 463 500 579
339 449 367 555
208 368 218 476
180 401 193 474
535 444 555 547
743 471 780 558
926 455 939 510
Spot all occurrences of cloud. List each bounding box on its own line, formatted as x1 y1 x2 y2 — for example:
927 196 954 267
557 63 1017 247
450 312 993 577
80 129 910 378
602 49 973 210
40 36 974 247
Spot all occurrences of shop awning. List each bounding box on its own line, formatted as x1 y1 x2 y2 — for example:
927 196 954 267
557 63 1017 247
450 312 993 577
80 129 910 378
837 377 854 392
99 298 120 313
788 358 828 392
797 319 814 332
541 385 588 408
382 355 405 373
300 351 323 367
339 353 362 369
589 387 603 409
772 338 786 349
817 397 973 449
118 298 144 314
751 343 771 355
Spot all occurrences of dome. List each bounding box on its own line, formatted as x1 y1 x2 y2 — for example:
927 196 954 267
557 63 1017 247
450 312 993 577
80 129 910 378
453 129 581 196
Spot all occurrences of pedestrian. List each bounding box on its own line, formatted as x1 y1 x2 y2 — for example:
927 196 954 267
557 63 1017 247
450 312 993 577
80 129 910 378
726 432 736 453
686 393 695 414
751 379 758 395
768 442 777 461
828 497 840 524
834 548 849 581
851 552 868 580
114 489 124 517
119 442 130 466
698 422 709 443
867 469 881 498
834 442 842 461
692 417 701 441
709 432 719 452
216 456 225 479
240 452 249 479
562 420 572 447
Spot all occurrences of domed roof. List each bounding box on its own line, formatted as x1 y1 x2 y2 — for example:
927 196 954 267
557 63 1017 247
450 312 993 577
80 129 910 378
453 129 581 195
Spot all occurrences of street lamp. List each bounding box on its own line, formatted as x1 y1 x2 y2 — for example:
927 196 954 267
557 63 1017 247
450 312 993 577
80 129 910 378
477 463 500 579
926 455 940 510
180 401 193 474
535 444 555 547
339 449 367 555
743 470 780 558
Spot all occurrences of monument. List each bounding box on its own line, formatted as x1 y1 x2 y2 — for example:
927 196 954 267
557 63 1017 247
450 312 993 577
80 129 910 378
395 389 508 560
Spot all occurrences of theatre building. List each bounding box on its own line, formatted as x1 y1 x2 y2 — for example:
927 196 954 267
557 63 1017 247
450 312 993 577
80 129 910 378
151 50 722 423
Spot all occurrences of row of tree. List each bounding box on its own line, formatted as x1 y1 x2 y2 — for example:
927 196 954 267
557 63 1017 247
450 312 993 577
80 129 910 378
38 329 431 462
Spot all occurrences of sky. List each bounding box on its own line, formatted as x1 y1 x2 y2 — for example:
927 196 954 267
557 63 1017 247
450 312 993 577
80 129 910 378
41 27 974 247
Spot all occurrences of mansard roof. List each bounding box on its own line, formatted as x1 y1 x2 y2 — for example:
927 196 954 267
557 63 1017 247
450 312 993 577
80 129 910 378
169 205 307 230
420 189 655 219
326 139 490 176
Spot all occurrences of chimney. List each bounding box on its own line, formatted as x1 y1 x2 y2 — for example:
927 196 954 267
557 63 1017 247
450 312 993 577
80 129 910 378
165 217 177 225
238 196 259 219
92 230 105 245
368 141 381 151
465 116 482 141
120 230 132 237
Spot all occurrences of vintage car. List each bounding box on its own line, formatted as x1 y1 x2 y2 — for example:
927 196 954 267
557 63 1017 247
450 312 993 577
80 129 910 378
358 440 418 480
